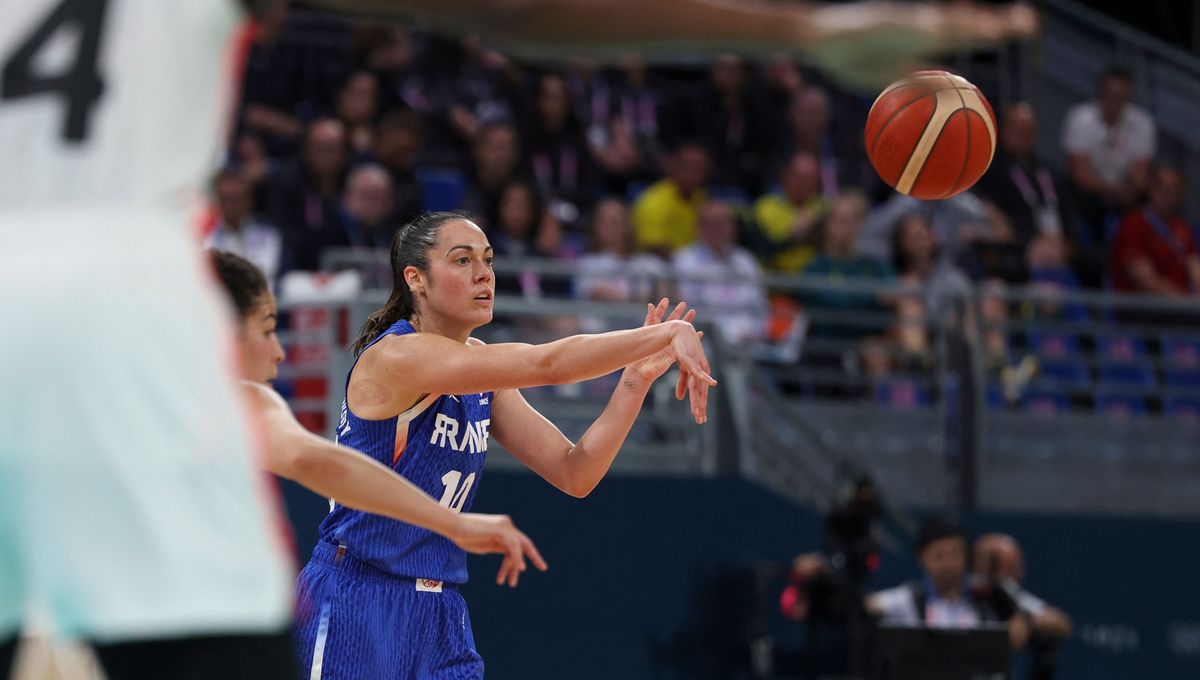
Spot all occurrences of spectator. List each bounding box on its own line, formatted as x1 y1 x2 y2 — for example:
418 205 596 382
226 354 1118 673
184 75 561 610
576 198 669 304
891 211 972 322
335 71 380 155
371 109 425 225
632 142 712 258
1109 166 1200 296
336 164 397 251
462 122 524 232
237 0 305 156
204 169 283 285
802 192 892 339
1062 67 1156 232
751 151 828 273
350 23 419 114
867 519 1030 650
974 534 1073 680
673 202 767 344
978 102 1100 288
692 54 773 193
1023 235 1087 323
779 86 872 198
490 180 567 297
266 118 350 272
586 55 660 195
525 72 596 218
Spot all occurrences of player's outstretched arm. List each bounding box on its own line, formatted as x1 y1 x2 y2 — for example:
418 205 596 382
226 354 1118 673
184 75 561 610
315 0 1036 87
489 299 700 498
242 381 547 585
348 316 715 422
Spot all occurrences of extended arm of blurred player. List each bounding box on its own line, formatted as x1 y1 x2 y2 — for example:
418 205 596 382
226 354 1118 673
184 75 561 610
313 0 1036 86
488 299 698 498
242 381 547 586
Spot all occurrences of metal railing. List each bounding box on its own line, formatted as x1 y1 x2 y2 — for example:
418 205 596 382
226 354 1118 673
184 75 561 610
284 253 1200 518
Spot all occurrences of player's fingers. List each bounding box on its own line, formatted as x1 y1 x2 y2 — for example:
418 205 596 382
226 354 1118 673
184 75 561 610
644 303 654 326
496 556 513 586
665 301 687 322
682 309 697 323
522 533 549 572
689 374 710 425
675 370 688 400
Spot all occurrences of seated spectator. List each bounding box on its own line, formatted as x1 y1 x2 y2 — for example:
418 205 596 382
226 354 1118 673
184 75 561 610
204 169 283 285
576 198 669 304
462 122 524 232
974 534 1073 680
673 202 767 344
1062 67 1156 235
778 85 873 198
1109 166 1200 297
891 211 972 322
868 519 1030 650
237 1 305 157
632 142 712 258
751 151 827 273
266 118 349 272
802 192 892 339
692 54 773 193
586 54 660 195
525 72 596 219
335 71 380 156
1022 235 1087 323
978 102 1099 287
490 180 569 297
350 22 418 114
371 110 425 225
336 164 397 251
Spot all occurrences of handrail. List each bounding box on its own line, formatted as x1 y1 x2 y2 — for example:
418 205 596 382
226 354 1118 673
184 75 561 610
1040 0 1200 76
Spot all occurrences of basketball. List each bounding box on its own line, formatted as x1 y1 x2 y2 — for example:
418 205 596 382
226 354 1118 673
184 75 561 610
864 70 997 200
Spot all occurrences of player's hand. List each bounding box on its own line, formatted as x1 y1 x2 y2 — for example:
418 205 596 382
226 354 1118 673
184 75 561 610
449 513 548 588
632 299 700 383
665 317 717 424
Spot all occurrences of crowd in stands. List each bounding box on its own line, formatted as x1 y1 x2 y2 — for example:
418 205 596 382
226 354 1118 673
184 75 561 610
207 5 1200 418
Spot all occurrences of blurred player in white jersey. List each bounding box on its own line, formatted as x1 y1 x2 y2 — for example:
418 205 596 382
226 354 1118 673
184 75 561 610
0 2 298 678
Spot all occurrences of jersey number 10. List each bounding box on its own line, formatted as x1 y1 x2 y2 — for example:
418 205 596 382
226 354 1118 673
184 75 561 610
1 0 110 144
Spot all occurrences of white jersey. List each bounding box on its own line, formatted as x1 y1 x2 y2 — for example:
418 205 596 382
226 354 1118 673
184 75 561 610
0 0 293 641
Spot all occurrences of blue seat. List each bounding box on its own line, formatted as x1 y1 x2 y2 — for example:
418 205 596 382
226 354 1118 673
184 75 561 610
1038 359 1090 388
874 377 931 411
1096 362 1156 388
1023 385 1071 415
1028 332 1079 361
1164 368 1200 389
1162 336 1200 369
1164 395 1200 420
1094 391 1147 417
1097 334 1149 364
416 167 467 211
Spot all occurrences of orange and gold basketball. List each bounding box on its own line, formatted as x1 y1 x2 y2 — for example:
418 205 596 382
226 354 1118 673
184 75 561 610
864 70 997 200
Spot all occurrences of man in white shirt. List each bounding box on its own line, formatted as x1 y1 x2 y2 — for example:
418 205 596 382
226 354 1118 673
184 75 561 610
673 201 767 345
1062 67 1156 227
204 168 283 284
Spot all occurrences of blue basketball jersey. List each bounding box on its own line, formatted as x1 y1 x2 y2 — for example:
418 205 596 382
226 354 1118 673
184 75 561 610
318 319 491 583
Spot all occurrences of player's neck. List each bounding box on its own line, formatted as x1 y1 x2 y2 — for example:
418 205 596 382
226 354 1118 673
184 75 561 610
410 315 471 344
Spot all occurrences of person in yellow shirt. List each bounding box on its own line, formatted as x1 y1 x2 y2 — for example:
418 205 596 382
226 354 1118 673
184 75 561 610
752 152 828 272
633 143 711 257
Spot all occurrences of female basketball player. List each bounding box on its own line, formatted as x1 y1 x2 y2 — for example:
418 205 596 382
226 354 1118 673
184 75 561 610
209 250 546 583
292 211 714 679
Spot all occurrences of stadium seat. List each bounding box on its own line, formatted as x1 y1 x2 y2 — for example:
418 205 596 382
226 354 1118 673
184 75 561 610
416 167 467 211
1096 362 1156 388
1162 336 1200 369
874 377 931 411
1094 391 1147 417
1028 332 1079 361
1023 384 1071 415
1164 368 1200 389
1038 359 1090 388
1097 333 1149 364
1164 394 1200 421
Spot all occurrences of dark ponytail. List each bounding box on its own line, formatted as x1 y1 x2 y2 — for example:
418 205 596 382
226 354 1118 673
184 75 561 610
351 211 472 356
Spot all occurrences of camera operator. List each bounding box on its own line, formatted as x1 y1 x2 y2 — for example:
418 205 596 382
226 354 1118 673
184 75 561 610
866 519 1031 651
974 533 1072 680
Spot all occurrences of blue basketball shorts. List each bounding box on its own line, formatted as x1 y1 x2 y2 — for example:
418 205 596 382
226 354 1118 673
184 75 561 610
293 542 483 680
